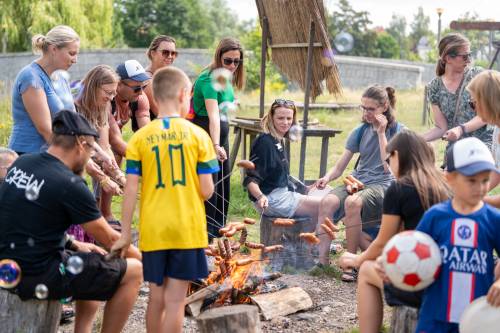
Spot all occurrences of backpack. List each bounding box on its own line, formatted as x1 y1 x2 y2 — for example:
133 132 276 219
353 121 402 170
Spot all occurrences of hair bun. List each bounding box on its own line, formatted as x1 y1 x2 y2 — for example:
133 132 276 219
386 86 396 108
31 34 46 54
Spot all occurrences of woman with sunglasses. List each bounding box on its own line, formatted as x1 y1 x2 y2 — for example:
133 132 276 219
467 70 500 205
243 99 321 229
315 85 403 282
144 35 177 118
338 131 450 333
422 33 491 150
192 37 245 237
9 25 79 155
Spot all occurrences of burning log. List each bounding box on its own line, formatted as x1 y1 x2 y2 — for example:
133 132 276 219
245 241 265 249
243 218 256 225
299 232 320 245
241 272 282 294
263 245 284 253
273 218 295 226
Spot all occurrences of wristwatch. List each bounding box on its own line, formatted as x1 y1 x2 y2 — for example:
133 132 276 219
459 124 467 136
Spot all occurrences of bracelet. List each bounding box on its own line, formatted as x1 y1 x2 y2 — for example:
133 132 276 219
459 124 467 135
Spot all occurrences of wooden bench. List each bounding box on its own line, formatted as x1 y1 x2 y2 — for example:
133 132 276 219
260 215 316 271
390 305 418 333
0 289 62 333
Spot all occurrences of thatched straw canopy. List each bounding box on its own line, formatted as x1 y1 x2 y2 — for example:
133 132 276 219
256 0 342 99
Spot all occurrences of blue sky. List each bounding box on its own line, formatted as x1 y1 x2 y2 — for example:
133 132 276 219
233 0 500 33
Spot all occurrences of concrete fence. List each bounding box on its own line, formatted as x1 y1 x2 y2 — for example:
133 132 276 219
0 48 435 95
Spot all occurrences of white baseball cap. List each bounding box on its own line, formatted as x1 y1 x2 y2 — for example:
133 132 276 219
446 137 498 176
116 59 150 82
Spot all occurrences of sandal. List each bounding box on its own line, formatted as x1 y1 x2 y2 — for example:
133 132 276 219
341 268 358 282
107 219 122 233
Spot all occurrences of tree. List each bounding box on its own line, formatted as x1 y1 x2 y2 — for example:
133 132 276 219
409 7 433 53
376 32 400 59
386 14 411 59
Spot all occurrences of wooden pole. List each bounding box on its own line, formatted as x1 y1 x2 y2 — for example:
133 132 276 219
422 85 429 125
259 17 268 119
298 20 315 182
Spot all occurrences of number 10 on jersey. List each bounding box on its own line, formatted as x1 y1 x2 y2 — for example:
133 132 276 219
152 144 186 189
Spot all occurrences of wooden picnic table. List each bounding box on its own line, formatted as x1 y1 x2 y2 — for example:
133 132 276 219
229 117 342 180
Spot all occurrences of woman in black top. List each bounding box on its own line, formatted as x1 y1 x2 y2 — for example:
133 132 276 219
339 130 450 333
243 99 321 221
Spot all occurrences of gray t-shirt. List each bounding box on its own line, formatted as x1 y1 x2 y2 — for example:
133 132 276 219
346 123 397 187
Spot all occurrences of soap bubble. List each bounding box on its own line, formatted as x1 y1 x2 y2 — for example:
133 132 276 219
210 68 232 92
66 256 84 275
27 238 35 247
25 185 40 201
9 242 15 250
218 101 238 121
334 32 354 53
0 259 22 289
288 125 304 141
35 284 48 299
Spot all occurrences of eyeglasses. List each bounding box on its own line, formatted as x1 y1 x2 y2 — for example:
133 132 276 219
450 52 472 61
158 49 178 58
273 99 295 108
101 88 116 98
223 58 242 66
359 105 378 113
468 99 476 110
122 81 148 93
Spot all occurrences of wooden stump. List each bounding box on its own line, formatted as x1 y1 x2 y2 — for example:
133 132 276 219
196 304 261 333
390 306 418 333
260 215 315 270
0 289 61 333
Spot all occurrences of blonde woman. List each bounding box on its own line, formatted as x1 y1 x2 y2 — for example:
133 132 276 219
9 25 80 154
467 70 500 205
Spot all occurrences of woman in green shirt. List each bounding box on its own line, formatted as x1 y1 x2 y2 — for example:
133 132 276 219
192 37 246 238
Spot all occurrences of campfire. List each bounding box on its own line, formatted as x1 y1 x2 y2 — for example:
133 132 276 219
187 218 286 314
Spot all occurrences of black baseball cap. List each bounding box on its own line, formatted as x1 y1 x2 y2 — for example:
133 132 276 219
52 110 99 138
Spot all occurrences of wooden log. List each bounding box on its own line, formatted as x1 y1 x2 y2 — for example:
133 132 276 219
390 306 418 333
196 304 261 333
260 215 315 270
0 289 62 333
250 287 312 320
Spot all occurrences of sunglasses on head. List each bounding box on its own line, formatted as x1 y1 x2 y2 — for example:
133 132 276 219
223 58 242 66
449 52 472 61
273 99 295 108
158 49 178 58
123 82 148 93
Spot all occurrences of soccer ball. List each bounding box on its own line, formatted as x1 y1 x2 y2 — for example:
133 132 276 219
382 230 442 291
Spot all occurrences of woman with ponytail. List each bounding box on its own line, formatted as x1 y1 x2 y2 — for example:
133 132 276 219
314 85 403 281
422 33 491 149
8 25 80 155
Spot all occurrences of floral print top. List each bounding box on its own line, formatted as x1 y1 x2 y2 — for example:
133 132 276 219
428 66 492 148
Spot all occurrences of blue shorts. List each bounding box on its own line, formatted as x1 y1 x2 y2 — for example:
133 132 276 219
142 249 208 286
416 319 459 333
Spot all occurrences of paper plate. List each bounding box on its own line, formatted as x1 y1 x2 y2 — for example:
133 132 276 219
459 296 500 333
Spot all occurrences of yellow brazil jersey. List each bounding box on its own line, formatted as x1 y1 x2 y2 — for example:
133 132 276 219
125 117 219 251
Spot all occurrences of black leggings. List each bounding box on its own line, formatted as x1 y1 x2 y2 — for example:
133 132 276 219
192 116 230 240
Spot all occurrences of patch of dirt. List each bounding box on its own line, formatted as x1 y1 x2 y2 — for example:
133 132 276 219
60 271 395 333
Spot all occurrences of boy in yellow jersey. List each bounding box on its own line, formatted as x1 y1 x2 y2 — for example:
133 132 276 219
112 66 218 333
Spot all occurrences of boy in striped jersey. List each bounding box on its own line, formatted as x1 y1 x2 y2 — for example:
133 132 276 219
416 137 500 332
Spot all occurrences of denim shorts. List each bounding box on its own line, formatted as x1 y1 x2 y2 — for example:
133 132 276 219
254 187 304 218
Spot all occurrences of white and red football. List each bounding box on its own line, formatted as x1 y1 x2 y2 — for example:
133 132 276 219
382 230 442 291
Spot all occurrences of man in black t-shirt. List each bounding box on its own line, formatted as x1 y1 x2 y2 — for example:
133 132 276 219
0 110 142 332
